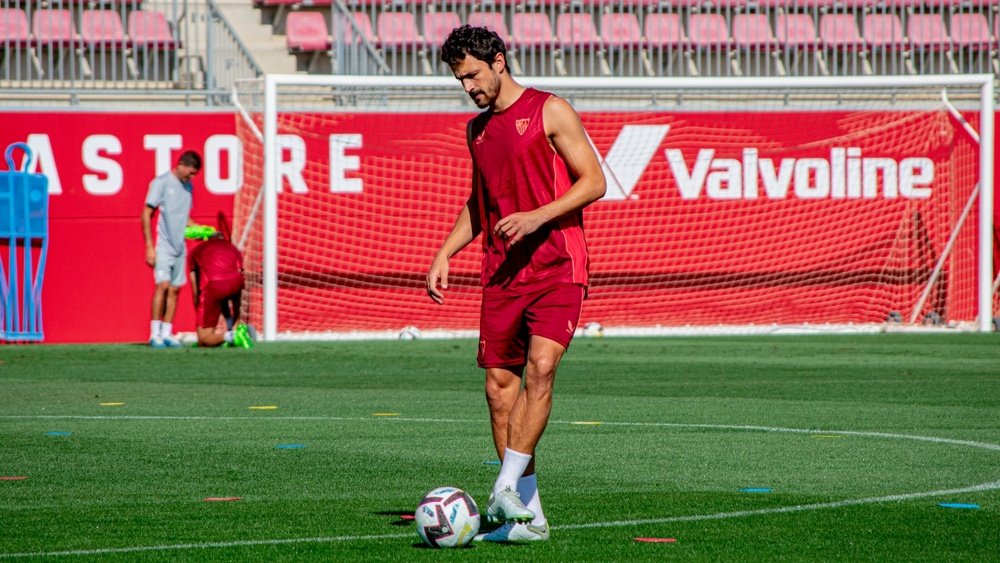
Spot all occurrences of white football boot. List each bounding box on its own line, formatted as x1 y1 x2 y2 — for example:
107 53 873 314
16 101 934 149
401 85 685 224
485 486 534 524
474 521 550 543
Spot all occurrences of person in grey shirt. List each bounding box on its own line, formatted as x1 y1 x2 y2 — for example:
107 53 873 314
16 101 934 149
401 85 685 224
141 150 202 348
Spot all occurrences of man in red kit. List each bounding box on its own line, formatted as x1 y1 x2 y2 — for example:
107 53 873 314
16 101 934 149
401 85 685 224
188 233 253 349
427 25 606 543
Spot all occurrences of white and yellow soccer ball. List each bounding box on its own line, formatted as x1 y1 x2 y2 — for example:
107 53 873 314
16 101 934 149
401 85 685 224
582 321 605 338
414 486 480 548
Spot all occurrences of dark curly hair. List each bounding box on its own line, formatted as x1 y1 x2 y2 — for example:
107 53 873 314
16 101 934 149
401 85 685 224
440 25 509 73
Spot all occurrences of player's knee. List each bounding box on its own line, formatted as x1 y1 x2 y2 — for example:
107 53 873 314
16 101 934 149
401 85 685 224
526 352 557 379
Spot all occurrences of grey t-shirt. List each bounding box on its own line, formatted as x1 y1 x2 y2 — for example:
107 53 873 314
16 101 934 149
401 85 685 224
145 171 193 256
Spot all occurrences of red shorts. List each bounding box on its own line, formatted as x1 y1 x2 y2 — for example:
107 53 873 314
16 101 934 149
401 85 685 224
478 283 585 369
196 277 244 329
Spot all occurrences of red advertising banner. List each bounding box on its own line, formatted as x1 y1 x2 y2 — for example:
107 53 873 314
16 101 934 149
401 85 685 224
0 109 997 342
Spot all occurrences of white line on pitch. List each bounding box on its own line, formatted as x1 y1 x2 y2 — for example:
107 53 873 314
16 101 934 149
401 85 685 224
2 480 998 559
4 415 1000 452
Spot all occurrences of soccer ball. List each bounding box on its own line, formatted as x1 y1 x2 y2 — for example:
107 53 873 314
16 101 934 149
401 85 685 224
582 321 605 338
414 486 480 548
398 326 421 340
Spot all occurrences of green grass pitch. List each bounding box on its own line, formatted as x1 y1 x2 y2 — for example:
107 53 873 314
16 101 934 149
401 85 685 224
2 334 999 561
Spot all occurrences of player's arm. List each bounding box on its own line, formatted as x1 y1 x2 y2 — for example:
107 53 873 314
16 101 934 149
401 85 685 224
141 205 157 268
493 96 606 246
427 199 477 305
426 122 483 305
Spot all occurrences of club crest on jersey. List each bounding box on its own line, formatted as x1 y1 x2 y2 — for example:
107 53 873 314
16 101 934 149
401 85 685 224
474 130 486 144
515 119 530 135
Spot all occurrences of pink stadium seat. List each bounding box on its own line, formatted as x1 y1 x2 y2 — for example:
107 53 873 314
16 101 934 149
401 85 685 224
81 10 129 48
128 11 178 50
0 9 31 46
906 13 950 49
467 12 510 43
377 12 422 48
555 12 600 47
949 13 991 48
732 13 778 48
511 12 555 48
819 13 864 49
33 9 77 46
863 13 905 49
422 11 461 47
601 12 642 48
286 11 330 52
775 13 818 47
331 11 374 44
687 13 732 49
643 12 685 48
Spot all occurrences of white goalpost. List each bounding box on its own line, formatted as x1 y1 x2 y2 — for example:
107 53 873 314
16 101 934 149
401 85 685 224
233 74 995 341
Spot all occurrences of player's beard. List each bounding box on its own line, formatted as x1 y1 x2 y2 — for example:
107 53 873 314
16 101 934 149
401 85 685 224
471 73 502 109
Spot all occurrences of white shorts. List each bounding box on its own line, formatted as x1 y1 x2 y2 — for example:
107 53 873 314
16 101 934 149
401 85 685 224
154 248 187 287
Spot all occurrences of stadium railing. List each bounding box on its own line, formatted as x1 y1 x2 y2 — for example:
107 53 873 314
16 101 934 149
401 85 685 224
260 0 999 82
0 0 262 106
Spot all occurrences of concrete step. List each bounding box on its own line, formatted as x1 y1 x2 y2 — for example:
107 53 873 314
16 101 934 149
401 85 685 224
215 0 299 75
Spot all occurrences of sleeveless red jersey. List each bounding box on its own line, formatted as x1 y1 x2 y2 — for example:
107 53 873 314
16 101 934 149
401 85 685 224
188 238 244 287
468 88 589 296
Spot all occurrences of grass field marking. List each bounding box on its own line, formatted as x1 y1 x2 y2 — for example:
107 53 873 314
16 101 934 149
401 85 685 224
0 533 415 559
2 417 999 559
3 480 998 559
4 415 1000 453
559 478 1000 531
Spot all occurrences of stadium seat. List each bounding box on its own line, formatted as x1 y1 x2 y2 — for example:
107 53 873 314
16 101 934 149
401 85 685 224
775 13 826 75
128 10 179 81
687 13 733 76
555 12 604 76
422 11 461 47
376 11 428 75
129 11 178 50
81 10 135 80
643 12 687 76
906 13 953 74
863 13 906 74
948 12 992 74
511 12 557 76
423 11 461 73
286 11 330 73
511 12 556 49
331 11 375 44
376 12 422 49
819 13 870 75
286 11 330 52
0 8 34 79
600 12 645 76
467 11 511 44
32 9 80 80
731 13 784 76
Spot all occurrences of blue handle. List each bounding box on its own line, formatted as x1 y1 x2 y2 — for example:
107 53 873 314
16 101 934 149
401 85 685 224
5 143 34 173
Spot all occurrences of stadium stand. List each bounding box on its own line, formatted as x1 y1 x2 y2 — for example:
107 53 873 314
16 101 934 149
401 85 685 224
1 0 998 101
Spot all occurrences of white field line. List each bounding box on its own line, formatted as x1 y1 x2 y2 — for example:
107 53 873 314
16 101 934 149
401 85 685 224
1 417 998 559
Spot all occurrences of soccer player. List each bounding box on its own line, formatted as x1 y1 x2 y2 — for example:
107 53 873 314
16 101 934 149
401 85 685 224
188 232 253 348
427 25 606 543
142 150 202 348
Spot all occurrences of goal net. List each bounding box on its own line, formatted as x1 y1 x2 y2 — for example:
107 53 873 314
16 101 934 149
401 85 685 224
232 75 995 341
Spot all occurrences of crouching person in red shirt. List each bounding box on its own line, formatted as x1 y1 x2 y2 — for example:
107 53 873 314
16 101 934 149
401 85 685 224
188 233 254 348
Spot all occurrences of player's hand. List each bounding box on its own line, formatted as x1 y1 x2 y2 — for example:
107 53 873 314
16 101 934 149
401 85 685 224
145 246 156 268
494 211 543 246
426 255 449 305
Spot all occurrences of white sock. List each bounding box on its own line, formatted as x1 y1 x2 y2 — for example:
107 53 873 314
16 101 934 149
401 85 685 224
224 331 234 343
494 448 532 495
160 322 173 339
518 474 546 526
150 321 162 340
